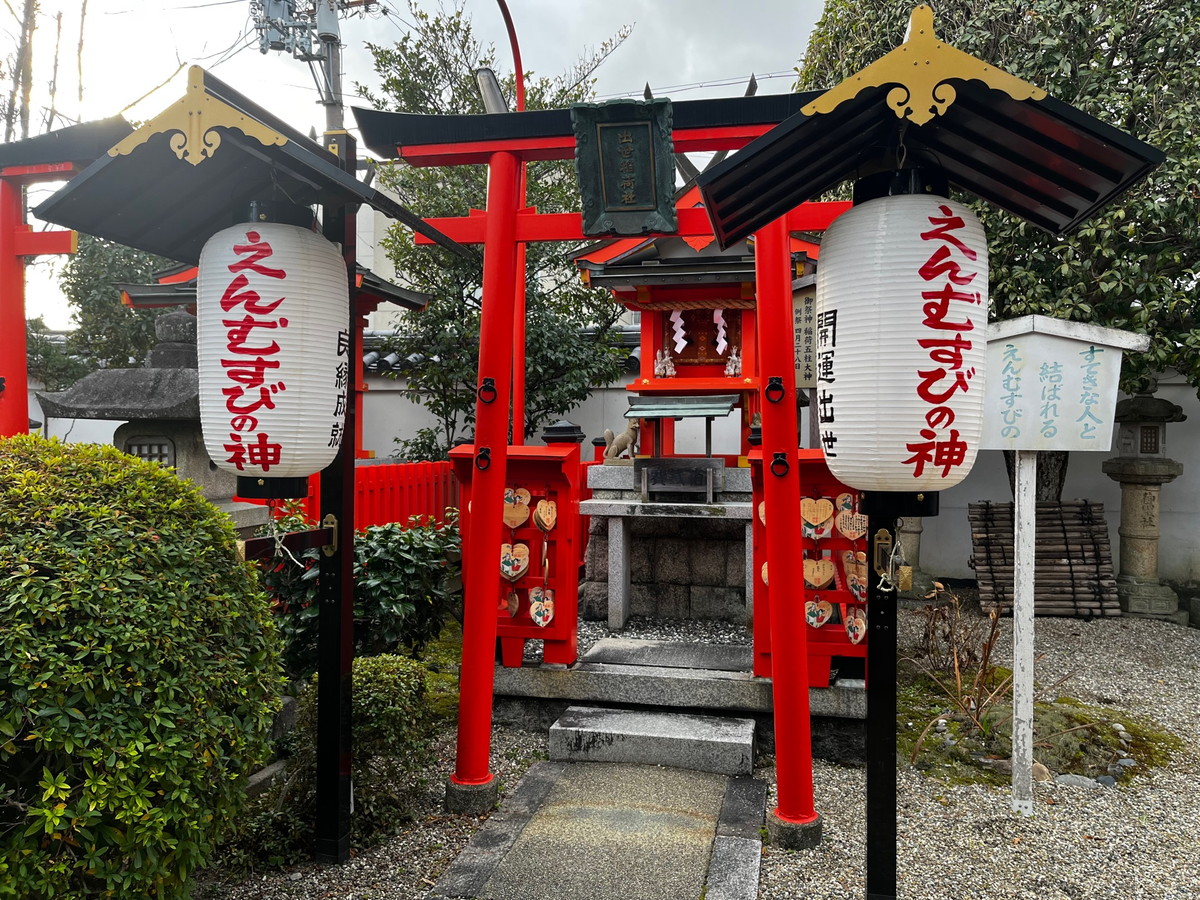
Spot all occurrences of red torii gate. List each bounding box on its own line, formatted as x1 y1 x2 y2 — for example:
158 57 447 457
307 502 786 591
0 118 134 437
355 98 848 839
1 163 77 436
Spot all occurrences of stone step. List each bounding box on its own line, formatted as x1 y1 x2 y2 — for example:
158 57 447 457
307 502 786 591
549 706 756 775
580 638 752 672
493 639 866 719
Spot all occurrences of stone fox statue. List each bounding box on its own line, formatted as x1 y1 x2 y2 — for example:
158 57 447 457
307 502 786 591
603 420 639 459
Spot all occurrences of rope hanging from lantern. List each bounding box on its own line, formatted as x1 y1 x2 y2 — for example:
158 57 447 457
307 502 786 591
265 498 304 566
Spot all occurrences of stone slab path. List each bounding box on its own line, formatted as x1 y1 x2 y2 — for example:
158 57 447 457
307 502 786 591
432 761 766 900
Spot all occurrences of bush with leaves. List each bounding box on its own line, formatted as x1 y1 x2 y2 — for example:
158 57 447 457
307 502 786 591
0 435 282 899
261 512 462 681
215 654 434 869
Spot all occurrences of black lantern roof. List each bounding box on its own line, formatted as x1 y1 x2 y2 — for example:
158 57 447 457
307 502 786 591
0 116 132 169
697 5 1164 248
32 67 470 265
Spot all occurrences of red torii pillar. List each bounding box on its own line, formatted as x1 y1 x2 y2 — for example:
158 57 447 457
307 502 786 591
448 149 523 803
755 215 821 841
0 162 77 437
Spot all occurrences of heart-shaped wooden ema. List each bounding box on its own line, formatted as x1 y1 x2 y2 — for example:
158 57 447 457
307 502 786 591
803 557 837 589
801 497 834 527
847 574 867 603
534 499 557 532
805 599 833 628
502 488 531 529
499 542 530 582
506 591 520 617
757 501 766 526
529 587 555 627
836 492 855 512
842 550 868 580
836 510 868 541
846 607 867 644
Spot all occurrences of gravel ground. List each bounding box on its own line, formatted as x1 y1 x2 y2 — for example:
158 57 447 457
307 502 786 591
196 610 1200 900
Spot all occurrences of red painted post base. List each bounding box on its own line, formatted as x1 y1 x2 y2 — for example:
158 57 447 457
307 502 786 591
445 775 499 816
766 809 824 850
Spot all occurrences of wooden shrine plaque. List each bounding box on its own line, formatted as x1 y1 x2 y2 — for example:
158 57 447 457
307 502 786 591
664 309 742 366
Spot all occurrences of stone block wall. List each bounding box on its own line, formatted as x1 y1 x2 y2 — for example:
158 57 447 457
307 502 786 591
581 515 749 622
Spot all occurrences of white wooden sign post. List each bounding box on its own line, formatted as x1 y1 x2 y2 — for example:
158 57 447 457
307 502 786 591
982 315 1149 815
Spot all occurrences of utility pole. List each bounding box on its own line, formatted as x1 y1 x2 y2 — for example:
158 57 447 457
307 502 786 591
315 0 342 131
250 0 380 131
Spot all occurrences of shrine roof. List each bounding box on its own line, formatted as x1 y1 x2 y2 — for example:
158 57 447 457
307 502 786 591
574 186 819 293
32 67 470 265
116 265 431 312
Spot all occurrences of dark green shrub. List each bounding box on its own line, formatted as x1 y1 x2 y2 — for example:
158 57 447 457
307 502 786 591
216 653 434 868
262 513 461 680
0 435 282 899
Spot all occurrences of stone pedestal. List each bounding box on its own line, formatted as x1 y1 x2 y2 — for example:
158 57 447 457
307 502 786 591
579 464 754 627
1102 455 1186 624
896 516 935 600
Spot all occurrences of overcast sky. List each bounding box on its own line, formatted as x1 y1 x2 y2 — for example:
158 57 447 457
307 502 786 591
19 0 828 327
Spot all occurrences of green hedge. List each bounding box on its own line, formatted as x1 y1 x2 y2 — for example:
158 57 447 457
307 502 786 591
0 435 282 899
262 514 461 680
217 653 434 869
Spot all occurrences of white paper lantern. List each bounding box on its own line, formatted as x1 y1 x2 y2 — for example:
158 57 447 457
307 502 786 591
814 194 988 491
197 221 349 480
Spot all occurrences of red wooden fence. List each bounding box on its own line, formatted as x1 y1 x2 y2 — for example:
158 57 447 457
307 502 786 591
240 460 459 530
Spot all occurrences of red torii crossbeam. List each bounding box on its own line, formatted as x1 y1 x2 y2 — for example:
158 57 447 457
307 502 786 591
1 162 79 437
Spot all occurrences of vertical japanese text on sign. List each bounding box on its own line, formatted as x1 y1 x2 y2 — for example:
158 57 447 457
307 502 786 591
902 205 983 480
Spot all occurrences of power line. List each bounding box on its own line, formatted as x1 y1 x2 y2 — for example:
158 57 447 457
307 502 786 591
594 70 796 101
164 0 247 9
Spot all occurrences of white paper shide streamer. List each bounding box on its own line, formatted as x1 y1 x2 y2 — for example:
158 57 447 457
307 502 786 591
197 222 349 480
814 194 989 491
670 309 688 353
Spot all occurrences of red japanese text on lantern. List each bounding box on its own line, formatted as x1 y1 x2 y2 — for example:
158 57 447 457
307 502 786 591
903 206 982 480
220 230 287 471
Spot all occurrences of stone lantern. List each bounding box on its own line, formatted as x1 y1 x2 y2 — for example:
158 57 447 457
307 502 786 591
1101 386 1187 624
37 309 267 538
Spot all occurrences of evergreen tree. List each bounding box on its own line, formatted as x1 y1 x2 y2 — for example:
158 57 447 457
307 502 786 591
357 0 630 458
58 234 171 370
25 316 87 391
799 0 1200 394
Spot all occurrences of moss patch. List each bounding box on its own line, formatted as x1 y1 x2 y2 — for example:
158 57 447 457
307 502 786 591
897 659 1182 786
420 620 464 723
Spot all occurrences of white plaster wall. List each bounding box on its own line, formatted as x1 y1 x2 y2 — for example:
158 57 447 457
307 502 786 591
362 373 641 459
28 386 121 446
336 368 1200 587
361 375 451 458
